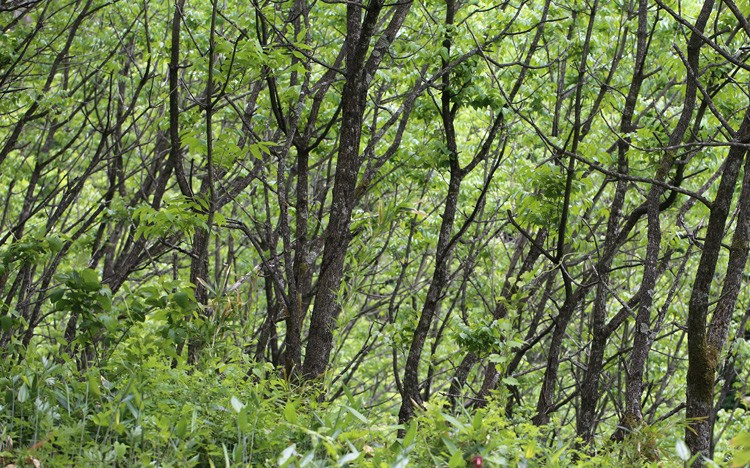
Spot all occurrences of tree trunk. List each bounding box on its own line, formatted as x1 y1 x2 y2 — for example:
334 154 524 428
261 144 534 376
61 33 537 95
399 170 463 424
686 106 750 463
302 0 415 379
301 74 366 379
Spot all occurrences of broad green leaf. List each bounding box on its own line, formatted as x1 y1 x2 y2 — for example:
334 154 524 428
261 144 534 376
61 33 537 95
502 376 520 386
448 450 464 468
49 288 65 303
402 421 418 447
442 413 466 431
284 400 298 424
173 291 191 310
17 383 28 403
0 315 12 333
80 268 100 291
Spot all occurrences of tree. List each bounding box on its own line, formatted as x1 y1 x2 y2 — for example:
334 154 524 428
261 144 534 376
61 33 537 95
1 0 750 465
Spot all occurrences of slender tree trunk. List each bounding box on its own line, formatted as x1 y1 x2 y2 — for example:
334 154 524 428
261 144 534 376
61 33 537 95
472 231 545 407
447 352 478 409
533 293 575 425
186 0 219 364
397 0 504 424
577 0 646 443
301 74 366 379
284 146 310 377
399 170 463 424
686 106 750 463
533 0 599 426
302 0 414 379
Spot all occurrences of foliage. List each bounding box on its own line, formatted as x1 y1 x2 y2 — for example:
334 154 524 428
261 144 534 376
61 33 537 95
4 344 739 467
2 0 750 465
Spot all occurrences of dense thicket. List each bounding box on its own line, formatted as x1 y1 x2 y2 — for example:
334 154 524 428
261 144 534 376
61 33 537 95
1 0 750 466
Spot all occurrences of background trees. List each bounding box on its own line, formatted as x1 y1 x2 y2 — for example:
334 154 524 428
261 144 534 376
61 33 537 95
1 0 749 465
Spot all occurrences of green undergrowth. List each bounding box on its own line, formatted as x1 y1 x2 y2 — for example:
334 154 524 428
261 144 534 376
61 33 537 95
1 345 747 467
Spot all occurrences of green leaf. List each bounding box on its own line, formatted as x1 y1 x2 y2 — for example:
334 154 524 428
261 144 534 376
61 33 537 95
88 373 101 398
284 400 298 424
113 442 128 459
731 432 750 467
46 235 63 252
442 413 466 431
402 421 418 447
17 383 29 403
471 412 483 430
343 384 356 406
0 315 12 333
448 449 464 468
99 314 118 332
338 448 361 466
238 407 249 432
96 292 112 312
80 268 101 291
345 405 368 423
173 291 192 310
442 436 459 455
49 288 65 303
502 376 520 386
249 144 262 160
175 417 188 438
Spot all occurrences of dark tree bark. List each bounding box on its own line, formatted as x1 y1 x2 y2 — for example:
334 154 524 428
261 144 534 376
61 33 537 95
398 169 463 424
533 0 599 426
446 0 551 409
577 0 648 443
397 0 505 426
302 0 415 379
166 0 192 203
686 105 750 463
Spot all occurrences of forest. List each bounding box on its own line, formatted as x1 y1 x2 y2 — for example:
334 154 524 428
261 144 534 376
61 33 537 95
1 0 750 466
